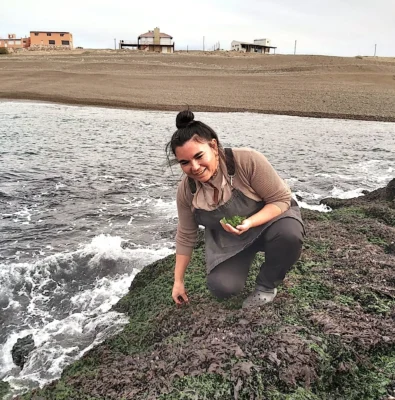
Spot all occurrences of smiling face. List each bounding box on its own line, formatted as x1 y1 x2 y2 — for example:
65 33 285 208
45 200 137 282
175 137 219 183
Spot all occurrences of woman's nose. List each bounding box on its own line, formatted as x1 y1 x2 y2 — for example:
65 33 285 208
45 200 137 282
190 159 200 171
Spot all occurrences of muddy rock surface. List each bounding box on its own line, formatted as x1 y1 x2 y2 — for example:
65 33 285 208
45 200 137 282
19 180 395 400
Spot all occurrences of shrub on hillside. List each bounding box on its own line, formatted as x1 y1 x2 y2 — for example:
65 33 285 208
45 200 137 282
0 47 9 54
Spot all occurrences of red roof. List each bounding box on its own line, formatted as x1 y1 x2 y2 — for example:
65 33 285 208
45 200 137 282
139 31 172 39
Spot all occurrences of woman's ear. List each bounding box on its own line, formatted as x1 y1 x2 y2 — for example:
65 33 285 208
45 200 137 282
210 139 218 151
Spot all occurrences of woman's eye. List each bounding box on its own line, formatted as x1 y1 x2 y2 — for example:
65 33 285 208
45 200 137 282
180 161 188 166
196 154 203 159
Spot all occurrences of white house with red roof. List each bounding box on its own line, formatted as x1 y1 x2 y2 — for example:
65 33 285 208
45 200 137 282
120 27 174 53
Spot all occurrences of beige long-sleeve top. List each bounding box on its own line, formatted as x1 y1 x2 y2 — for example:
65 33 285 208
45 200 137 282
176 148 291 256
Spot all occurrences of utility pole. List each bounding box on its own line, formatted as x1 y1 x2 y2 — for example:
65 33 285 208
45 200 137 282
294 40 297 55
203 36 205 51
114 38 116 50
374 43 377 57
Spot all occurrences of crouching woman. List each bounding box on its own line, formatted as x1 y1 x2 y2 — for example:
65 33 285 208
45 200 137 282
166 110 304 308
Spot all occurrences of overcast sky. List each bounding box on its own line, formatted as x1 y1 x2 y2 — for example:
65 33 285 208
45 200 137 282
1 0 394 57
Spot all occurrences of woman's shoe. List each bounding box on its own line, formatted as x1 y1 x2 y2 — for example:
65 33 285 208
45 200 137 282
242 286 277 308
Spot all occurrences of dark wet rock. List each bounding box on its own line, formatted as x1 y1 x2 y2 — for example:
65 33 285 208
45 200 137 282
295 194 303 202
321 178 395 209
361 177 395 202
120 241 135 250
387 242 395 254
377 178 395 201
12 334 35 369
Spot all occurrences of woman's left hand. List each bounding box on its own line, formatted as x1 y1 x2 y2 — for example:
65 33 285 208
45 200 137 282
220 219 252 235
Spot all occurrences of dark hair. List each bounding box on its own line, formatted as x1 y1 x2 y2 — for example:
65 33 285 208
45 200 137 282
165 110 223 166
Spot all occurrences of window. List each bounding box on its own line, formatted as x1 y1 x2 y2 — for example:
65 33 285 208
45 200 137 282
61 40 70 45
49 40 55 45
60 34 64 37
34 33 39 36
47 33 51 36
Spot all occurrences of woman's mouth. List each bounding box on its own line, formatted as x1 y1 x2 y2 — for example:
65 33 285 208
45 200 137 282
194 168 206 177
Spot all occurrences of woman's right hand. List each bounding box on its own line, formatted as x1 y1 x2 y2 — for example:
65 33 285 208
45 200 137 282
172 281 189 305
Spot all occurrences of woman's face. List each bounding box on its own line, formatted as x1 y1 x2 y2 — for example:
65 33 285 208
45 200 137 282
175 138 218 183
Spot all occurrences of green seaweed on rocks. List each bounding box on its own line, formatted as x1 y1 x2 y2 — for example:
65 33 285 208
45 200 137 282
0 381 10 399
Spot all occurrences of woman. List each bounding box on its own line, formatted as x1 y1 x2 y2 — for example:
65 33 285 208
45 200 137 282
166 110 304 308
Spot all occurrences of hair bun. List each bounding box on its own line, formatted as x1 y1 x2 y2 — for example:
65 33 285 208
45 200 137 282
176 110 194 129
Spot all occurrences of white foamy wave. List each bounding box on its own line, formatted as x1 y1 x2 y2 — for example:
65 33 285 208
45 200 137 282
1 233 172 306
350 160 394 188
292 193 331 213
154 198 177 214
314 173 333 179
0 253 75 311
81 234 132 266
76 311 129 357
80 233 173 268
128 197 176 214
297 201 332 213
12 206 33 225
313 161 393 196
69 275 133 314
285 177 298 185
330 186 365 199
3 310 128 390
293 187 365 211
129 197 154 208
294 191 322 201
0 234 174 394
55 182 66 190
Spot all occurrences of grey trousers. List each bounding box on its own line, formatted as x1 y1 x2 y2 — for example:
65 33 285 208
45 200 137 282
207 218 304 299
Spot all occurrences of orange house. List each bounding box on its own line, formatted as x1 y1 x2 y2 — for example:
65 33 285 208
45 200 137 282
29 31 73 49
0 34 30 50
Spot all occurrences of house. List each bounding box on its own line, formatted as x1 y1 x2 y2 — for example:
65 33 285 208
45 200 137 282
0 34 30 50
231 38 276 54
120 27 174 53
29 31 73 49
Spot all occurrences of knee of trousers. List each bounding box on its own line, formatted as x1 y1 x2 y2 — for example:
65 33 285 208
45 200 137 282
207 274 244 300
269 220 304 249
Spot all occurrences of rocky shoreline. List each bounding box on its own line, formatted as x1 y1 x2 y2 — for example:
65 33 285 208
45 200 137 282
4 178 394 400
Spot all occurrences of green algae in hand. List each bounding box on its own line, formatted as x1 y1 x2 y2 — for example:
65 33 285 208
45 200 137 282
220 215 246 228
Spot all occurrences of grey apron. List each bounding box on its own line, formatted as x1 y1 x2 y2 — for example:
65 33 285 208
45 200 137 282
194 186 304 274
